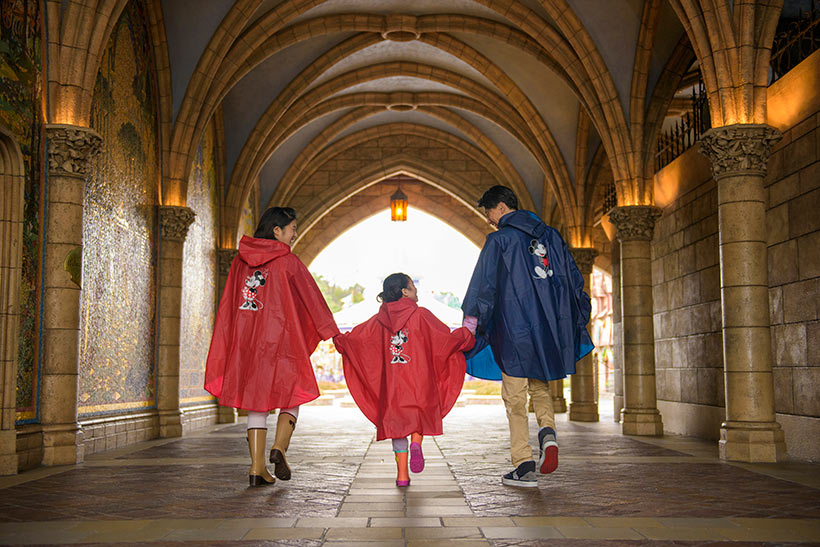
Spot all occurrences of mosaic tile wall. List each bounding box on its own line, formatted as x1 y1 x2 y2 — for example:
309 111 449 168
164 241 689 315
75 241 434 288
180 121 218 406
80 0 159 417
0 0 45 422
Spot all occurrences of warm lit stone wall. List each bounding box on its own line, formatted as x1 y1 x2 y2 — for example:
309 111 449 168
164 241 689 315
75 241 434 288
179 121 218 418
1 0 44 425
80 2 159 425
652 50 820 461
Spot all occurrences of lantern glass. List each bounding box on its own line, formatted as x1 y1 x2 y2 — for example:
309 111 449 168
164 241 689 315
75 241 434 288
390 187 408 221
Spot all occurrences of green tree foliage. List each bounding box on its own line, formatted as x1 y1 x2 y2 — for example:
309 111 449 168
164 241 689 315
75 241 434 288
312 273 365 313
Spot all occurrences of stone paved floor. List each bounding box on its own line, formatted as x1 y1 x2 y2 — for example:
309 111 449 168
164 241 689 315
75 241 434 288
1 399 819 545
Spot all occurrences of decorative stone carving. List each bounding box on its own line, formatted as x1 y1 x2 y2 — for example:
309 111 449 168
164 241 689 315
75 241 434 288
608 206 662 241
570 247 598 275
158 206 196 242
699 124 782 179
218 249 238 277
45 124 102 177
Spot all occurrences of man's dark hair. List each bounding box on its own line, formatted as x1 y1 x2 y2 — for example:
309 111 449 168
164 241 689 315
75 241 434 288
477 185 518 210
254 207 297 240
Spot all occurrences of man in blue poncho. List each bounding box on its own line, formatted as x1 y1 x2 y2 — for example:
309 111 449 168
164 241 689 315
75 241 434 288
462 185 593 487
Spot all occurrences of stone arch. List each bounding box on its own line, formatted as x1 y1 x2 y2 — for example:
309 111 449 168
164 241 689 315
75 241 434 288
228 58 536 205
666 0 782 126
273 118 527 209
289 154 494 250
272 124 531 232
294 179 490 267
268 93 541 168
642 36 698 183
0 124 26 474
169 7 608 215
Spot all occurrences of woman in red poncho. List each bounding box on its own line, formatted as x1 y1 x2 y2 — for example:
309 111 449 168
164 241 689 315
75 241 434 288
205 207 339 487
333 273 474 486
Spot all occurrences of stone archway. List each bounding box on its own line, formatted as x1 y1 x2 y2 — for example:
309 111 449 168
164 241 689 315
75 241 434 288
293 177 491 267
0 124 26 475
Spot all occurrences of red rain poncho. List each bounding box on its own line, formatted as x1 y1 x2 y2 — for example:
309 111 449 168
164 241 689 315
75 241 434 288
334 297 474 440
204 236 339 411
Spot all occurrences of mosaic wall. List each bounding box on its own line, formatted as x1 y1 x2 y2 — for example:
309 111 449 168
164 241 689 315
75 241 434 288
180 121 218 406
80 0 159 416
1 0 44 421
237 179 258 244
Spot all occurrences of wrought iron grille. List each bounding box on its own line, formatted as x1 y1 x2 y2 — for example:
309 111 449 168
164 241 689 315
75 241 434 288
655 77 711 171
771 6 820 83
602 180 617 213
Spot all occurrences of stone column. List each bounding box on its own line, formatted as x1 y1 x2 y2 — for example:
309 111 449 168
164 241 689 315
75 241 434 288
699 124 786 462
611 241 624 422
549 381 567 413
569 247 599 422
157 206 195 437
0 142 25 475
609 206 663 436
40 124 102 465
215 248 237 424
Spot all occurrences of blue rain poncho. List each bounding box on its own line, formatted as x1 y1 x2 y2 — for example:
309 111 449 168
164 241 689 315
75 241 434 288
462 210 594 382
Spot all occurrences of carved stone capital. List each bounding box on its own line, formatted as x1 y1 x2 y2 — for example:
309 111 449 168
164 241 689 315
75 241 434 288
609 206 662 242
218 249 238 277
570 247 598 275
158 206 196 242
699 124 782 180
45 124 102 177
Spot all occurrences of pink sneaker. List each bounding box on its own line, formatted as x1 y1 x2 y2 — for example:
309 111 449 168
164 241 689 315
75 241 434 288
409 442 425 473
396 479 410 487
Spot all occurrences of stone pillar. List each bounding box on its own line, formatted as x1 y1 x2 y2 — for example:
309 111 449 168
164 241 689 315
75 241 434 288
40 124 102 465
157 206 195 437
569 247 599 422
215 248 237 424
611 241 624 422
0 139 25 475
609 206 663 436
549 381 567 413
699 124 786 462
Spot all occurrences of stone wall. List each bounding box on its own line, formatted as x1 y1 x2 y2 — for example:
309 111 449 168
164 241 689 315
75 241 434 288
651 50 820 461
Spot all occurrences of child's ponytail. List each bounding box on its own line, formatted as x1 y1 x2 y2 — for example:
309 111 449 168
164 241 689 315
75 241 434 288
377 273 411 303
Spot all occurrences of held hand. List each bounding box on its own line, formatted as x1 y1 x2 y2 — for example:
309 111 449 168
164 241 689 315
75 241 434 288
462 315 478 335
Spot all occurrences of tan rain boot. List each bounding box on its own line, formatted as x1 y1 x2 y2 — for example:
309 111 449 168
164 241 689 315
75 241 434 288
248 428 275 487
269 411 296 480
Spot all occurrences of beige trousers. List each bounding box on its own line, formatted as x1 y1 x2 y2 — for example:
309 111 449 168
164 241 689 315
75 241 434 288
501 371 555 466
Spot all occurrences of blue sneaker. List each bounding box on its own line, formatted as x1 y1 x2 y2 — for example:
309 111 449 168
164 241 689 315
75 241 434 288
538 427 558 474
501 460 538 487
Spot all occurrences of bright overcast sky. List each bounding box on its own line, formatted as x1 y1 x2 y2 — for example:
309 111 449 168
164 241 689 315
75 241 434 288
308 208 482 301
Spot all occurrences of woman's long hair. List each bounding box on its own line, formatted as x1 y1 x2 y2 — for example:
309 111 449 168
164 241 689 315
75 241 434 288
254 207 297 240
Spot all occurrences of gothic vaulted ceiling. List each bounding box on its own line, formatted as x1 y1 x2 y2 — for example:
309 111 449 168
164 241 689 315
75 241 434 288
161 0 688 248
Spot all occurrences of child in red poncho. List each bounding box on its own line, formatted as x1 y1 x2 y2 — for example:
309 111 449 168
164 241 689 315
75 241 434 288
205 207 339 487
333 273 474 486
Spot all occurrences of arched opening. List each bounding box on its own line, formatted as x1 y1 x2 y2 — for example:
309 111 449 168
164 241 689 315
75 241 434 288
306 207 482 387
0 124 26 474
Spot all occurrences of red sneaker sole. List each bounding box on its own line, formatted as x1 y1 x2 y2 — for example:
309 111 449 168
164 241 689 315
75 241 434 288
539 445 558 474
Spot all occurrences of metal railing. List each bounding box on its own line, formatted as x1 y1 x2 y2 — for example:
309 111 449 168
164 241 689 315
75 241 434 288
655 78 711 171
770 7 820 83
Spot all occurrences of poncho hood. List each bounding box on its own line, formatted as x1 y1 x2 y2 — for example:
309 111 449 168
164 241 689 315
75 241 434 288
237 235 290 267
376 297 418 332
498 210 547 239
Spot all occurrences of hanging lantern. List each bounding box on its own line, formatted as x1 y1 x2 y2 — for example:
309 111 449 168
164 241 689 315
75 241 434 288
390 186 408 221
